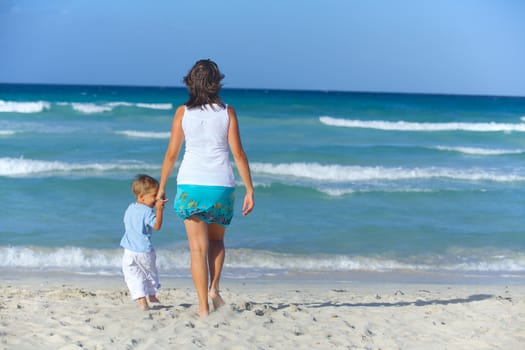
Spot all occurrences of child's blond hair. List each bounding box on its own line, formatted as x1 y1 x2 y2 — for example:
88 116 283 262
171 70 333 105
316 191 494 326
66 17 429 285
131 174 159 196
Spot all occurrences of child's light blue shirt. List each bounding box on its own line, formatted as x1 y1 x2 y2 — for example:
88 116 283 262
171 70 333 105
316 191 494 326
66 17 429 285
120 203 156 253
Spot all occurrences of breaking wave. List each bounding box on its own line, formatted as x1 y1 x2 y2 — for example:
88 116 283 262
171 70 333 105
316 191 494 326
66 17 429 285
0 100 51 113
250 162 525 183
115 130 171 139
320 116 525 132
0 99 173 114
1 246 523 278
0 157 160 177
433 146 525 156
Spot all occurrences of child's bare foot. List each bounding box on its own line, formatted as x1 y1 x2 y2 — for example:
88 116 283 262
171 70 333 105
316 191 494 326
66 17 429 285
209 288 225 310
138 297 150 311
149 295 160 303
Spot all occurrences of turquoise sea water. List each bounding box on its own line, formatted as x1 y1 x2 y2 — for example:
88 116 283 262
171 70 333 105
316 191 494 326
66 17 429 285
1 84 524 282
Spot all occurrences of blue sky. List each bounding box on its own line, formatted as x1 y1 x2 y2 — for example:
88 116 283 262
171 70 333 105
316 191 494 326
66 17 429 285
1 0 524 96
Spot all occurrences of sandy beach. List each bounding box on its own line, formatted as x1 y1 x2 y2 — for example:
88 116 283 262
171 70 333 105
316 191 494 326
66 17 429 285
1 272 524 350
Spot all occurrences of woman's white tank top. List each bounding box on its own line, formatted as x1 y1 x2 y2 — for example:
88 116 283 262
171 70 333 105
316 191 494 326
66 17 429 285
176 104 235 187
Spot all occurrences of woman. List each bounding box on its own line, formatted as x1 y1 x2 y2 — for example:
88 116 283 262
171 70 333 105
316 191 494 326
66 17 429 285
157 59 255 317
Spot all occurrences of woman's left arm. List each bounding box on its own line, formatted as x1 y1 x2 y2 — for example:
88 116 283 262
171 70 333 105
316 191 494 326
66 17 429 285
227 105 254 216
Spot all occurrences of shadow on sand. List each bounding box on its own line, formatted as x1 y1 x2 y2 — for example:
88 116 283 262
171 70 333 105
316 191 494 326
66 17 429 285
235 293 494 312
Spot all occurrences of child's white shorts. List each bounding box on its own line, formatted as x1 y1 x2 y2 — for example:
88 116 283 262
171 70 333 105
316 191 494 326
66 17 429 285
122 249 160 300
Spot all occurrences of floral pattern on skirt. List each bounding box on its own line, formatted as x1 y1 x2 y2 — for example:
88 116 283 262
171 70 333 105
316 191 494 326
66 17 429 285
174 185 235 226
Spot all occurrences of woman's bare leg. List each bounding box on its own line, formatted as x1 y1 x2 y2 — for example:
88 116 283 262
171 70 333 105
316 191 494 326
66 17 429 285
184 217 210 317
208 223 226 309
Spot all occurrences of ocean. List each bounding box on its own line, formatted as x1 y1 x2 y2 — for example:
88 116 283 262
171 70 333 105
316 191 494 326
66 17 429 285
1 83 524 283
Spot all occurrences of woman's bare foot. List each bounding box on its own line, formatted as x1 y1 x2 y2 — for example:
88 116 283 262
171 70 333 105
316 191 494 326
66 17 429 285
138 297 150 311
209 288 225 310
148 295 160 303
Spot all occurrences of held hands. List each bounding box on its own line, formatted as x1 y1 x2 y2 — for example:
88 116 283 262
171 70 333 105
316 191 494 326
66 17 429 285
155 195 168 210
156 189 166 202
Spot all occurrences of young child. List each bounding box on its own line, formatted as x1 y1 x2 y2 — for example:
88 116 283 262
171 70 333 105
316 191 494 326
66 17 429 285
120 174 167 311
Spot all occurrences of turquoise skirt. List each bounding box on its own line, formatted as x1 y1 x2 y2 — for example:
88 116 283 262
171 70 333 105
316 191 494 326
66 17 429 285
174 185 235 226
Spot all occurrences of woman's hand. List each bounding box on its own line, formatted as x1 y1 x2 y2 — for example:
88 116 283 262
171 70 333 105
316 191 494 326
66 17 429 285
242 192 254 216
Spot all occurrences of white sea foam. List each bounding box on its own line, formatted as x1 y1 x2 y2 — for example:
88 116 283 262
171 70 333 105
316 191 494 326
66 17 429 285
0 130 16 136
0 100 172 114
115 130 171 139
320 116 525 132
250 162 525 183
0 100 51 113
71 103 113 114
317 187 436 197
70 101 173 113
106 102 173 110
106 102 133 108
0 246 189 276
224 249 415 272
0 157 159 177
135 103 173 110
434 146 525 156
1 246 119 268
319 188 356 196
1 246 523 276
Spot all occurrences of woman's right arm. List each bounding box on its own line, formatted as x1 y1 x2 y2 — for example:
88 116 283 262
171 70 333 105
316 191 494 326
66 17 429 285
158 105 185 200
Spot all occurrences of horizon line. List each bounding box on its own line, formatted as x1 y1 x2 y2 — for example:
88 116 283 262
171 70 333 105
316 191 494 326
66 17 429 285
0 81 524 99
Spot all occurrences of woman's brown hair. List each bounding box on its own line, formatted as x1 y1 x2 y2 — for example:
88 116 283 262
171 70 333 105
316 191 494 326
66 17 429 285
184 59 225 109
